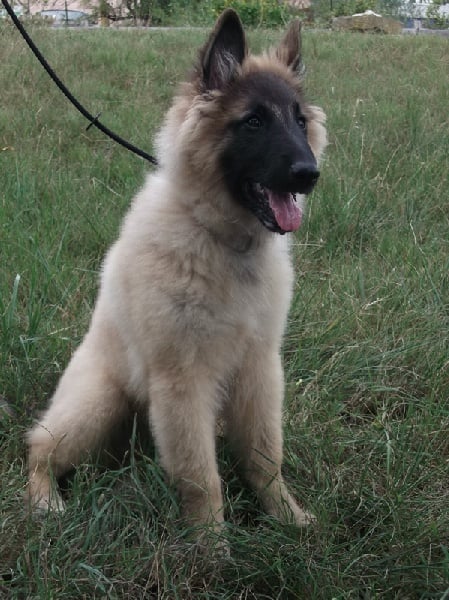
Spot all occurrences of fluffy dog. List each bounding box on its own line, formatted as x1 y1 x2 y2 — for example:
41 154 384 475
27 9 327 541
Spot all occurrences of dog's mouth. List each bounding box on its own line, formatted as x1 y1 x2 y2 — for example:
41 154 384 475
244 182 302 235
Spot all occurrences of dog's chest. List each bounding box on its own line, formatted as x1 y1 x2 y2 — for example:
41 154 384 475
209 245 293 343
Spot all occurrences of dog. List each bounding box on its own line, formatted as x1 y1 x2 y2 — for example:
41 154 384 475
27 9 327 543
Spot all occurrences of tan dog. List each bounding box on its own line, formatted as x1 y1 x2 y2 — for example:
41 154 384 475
27 9 327 541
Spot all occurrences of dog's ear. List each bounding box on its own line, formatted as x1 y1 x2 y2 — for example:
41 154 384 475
276 19 302 73
200 9 247 91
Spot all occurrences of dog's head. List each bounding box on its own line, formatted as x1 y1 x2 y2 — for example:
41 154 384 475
157 10 327 236
200 10 324 234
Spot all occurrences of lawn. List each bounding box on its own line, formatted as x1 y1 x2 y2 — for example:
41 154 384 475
1 22 448 599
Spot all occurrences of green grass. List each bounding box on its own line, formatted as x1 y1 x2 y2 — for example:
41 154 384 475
1 23 449 598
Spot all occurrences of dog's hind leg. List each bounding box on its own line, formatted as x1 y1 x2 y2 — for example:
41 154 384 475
27 323 128 512
226 348 315 526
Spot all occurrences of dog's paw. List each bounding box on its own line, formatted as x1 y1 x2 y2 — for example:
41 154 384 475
36 496 66 515
182 522 231 561
202 532 231 560
26 489 66 516
263 489 316 528
290 505 316 527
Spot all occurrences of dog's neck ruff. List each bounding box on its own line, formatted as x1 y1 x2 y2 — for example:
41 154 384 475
213 227 255 253
189 208 258 253
201 219 256 253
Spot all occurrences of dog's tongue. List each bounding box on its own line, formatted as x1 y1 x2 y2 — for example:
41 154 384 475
267 191 302 232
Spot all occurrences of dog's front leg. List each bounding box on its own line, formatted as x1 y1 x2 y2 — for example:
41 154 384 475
148 367 224 539
227 347 315 526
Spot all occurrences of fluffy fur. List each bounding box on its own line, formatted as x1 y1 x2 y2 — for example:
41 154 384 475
27 10 327 540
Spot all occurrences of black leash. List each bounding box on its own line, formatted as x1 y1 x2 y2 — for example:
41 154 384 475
1 0 159 166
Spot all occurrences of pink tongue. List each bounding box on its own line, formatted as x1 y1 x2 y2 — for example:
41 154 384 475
267 191 302 232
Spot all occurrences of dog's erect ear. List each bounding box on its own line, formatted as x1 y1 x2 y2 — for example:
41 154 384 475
276 19 302 73
200 9 247 91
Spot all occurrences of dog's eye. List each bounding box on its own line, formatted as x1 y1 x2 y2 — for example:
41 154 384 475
297 116 307 130
245 115 262 129
294 104 307 130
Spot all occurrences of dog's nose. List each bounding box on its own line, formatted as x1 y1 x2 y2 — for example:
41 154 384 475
290 162 320 185
290 162 320 192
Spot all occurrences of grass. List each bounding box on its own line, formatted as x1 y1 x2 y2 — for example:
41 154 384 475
1 22 449 599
